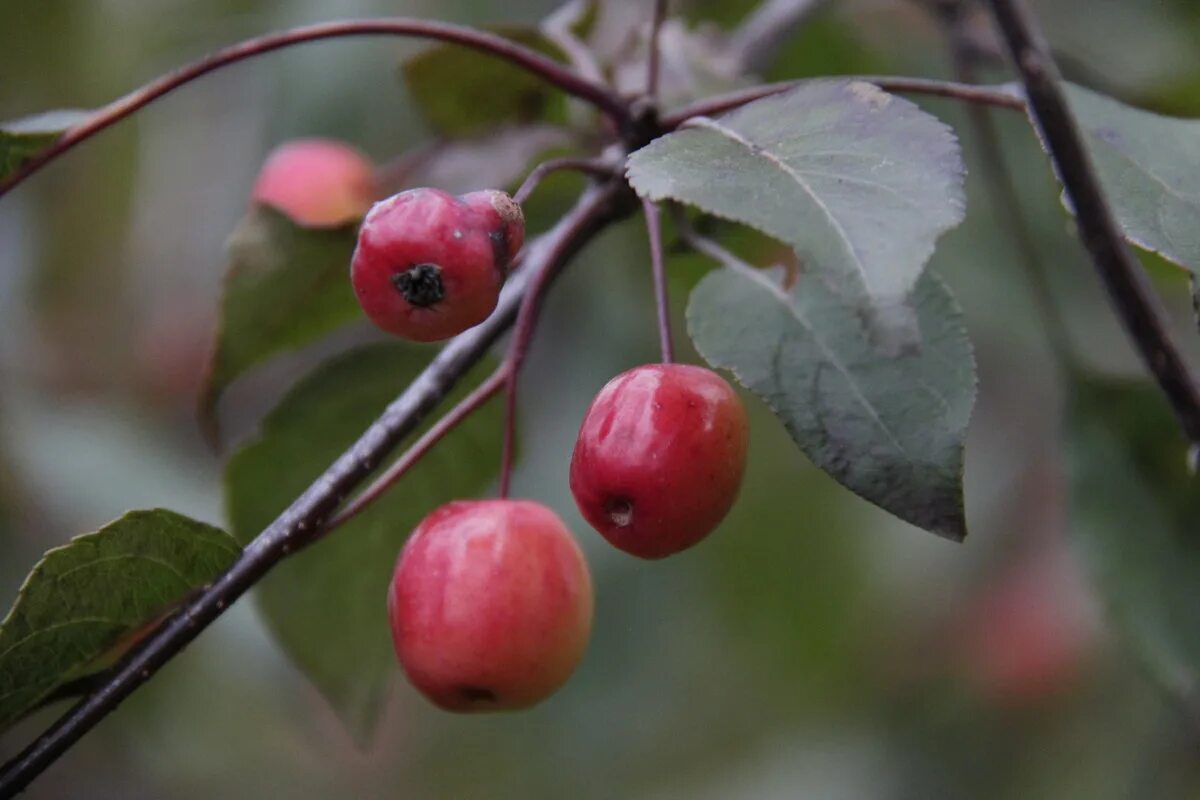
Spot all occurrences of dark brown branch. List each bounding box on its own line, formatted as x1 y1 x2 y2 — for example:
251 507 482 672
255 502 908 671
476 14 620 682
661 75 1024 128
0 18 630 200
0 179 633 797
984 0 1200 446
934 3 1075 369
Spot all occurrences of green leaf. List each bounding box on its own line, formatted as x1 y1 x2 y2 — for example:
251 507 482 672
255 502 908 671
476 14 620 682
225 343 502 744
1067 379 1200 700
1062 84 1200 272
627 80 965 310
199 206 362 437
401 27 568 136
687 267 975 540
0 109 89 182
0 509 240 730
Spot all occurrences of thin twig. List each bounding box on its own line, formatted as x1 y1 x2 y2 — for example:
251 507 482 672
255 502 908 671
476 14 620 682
933 4 1076 371
326 367 509 529
726 0 832 74
0 179 633 796
661 75 1024 128
541 0 606 86
513 156 617 206
0 18 630 200
643 198 674 363
984 0 1200 447
647 0 669 99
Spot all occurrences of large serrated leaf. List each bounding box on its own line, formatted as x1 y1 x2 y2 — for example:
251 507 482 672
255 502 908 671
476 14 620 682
1058 84 1200 272
401 27 568 136
1067 379 1200 700
0 509 240 731
0 110 89 182
199 206 362 437
687 267 975 540
628 80 965 310
225 343 502 745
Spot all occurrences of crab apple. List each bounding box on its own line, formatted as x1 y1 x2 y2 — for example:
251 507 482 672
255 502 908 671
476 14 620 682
388 499 593 712
957 543 1097 706
570 364 749 559
351 188 524 342
251 138 376 227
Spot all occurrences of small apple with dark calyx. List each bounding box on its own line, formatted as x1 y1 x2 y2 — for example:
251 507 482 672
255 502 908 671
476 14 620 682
351 188 524 342
251 138 376 227
570 363 749 559
388 499 592 712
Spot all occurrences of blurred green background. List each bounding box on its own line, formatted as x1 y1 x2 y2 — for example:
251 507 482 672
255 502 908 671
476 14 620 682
4 0 1200 797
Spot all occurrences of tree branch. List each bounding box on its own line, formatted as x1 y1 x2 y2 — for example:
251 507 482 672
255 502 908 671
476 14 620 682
660 75 1024 128
726 0 832 74
0 179 633 797
984 0 1200 446
932 3 1076 371
0 18 630 200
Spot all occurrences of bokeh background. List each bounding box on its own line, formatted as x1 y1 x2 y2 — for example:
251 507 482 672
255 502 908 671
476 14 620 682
4 0 1200 797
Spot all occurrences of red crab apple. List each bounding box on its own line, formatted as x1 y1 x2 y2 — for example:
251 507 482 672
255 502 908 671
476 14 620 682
388 499 593 712
958 543 1097 705
570 364 749 559
351 188 524 341
251 138 376 227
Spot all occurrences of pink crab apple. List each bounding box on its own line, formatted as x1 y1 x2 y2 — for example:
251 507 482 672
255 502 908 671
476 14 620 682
250 138 377 227
351 188 524 342
388 499 593 712
570 364 749 559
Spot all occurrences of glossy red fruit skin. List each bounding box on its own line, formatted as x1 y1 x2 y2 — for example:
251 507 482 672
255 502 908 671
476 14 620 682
351 188 521 342
388 499 593 712
251 139 376 227
570 364 749 559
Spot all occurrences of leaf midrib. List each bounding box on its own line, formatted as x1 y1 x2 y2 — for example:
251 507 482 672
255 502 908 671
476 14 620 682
685 116 876 298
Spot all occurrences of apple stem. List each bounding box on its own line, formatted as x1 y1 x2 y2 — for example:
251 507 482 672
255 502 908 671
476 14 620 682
643 198 675 364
